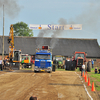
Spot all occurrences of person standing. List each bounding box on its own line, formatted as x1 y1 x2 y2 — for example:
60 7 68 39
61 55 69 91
0 57 3 71
3 57 7 69
91 59 94 68
81 63 85 76
98 68 100 74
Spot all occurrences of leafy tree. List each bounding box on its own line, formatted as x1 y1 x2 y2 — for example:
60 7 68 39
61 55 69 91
13 22 33 36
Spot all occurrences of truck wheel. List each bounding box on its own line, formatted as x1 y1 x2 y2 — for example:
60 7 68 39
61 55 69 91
65 66 69 70
65 61 70 70
48 70 52 73
71 61 76 71
85 62 87 71
34 70 37 73
58 65 59 69
52 65 55 71
87 61 92 72
69 61 72 70
79 68 82 71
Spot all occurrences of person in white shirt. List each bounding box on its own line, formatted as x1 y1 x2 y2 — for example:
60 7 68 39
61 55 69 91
81 63 85 76
0 57 3 71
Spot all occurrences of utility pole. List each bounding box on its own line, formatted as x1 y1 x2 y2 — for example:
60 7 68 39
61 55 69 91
2 5 4 63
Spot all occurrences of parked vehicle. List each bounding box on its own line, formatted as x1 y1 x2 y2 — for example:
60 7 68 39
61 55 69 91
65 51 92 72
53 55 64 69
21 54 32 68
34 46 52 73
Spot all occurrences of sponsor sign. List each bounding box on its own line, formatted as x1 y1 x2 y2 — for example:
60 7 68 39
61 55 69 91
29 24 82 30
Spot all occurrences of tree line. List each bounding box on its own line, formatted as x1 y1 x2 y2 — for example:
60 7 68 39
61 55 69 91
13 22 33 37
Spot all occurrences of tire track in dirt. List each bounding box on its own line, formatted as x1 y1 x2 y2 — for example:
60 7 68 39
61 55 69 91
20 73 57 100
49 71 90 100
0 72 36 100
17 73 49 100
0 70 97 100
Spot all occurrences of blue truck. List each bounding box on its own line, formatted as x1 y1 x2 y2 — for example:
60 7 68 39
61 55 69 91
34 46 52 73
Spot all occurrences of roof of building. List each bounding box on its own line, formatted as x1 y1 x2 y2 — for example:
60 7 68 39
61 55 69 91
0 36 100 58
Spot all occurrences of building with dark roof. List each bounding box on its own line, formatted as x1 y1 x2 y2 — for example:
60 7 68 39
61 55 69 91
0 36 100 58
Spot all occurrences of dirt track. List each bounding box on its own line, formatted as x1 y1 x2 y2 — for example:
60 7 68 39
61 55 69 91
0 70 99 100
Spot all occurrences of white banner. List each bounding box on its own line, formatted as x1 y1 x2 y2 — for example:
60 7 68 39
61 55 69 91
29 24 82 30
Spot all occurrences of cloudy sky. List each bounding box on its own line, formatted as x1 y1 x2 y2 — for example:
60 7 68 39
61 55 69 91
0 0 100 45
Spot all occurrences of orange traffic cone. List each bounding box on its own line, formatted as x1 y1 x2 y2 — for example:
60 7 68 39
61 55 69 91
87 77 91 86
84 73 86 79
82 71 85 77
91 82 95 92
86 71 87 74
85 74 88 82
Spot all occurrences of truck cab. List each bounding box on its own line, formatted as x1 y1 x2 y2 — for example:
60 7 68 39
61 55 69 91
34 46 52 73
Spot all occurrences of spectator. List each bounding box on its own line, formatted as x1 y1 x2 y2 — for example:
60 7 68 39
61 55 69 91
81 63 85 76
53 58 57 64
94 67 98 74
29 96 38 100
98 68 100 74
91 59 94 68
0 57 3 71
65 58 68 69
3 57 7 69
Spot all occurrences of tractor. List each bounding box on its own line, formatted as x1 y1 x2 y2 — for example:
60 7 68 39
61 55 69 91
65 51 92 72
53 55 65 69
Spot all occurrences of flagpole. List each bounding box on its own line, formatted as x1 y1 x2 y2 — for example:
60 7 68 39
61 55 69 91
2 5 4 64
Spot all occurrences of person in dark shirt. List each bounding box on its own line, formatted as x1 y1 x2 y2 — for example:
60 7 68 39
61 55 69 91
3 58 7 69
0 57 3 71
94 67 98 74
98 68 100 74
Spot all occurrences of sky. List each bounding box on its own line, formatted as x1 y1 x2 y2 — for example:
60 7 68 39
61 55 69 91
0 0 100 45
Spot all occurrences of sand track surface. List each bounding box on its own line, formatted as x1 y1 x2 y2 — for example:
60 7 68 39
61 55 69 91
0 70 99 100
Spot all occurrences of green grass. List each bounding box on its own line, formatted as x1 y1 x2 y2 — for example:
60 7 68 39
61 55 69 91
96 85 100 91
90 74 100 79
90 73 100 87
93 82 100 91
56 68 65 71
88 67 100 91
75 67 100 91
75 67 80 71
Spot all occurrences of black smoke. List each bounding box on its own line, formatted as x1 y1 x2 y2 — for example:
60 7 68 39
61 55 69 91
0 0 21 18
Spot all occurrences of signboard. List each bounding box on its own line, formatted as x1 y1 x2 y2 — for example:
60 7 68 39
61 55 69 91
29 24 82 30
